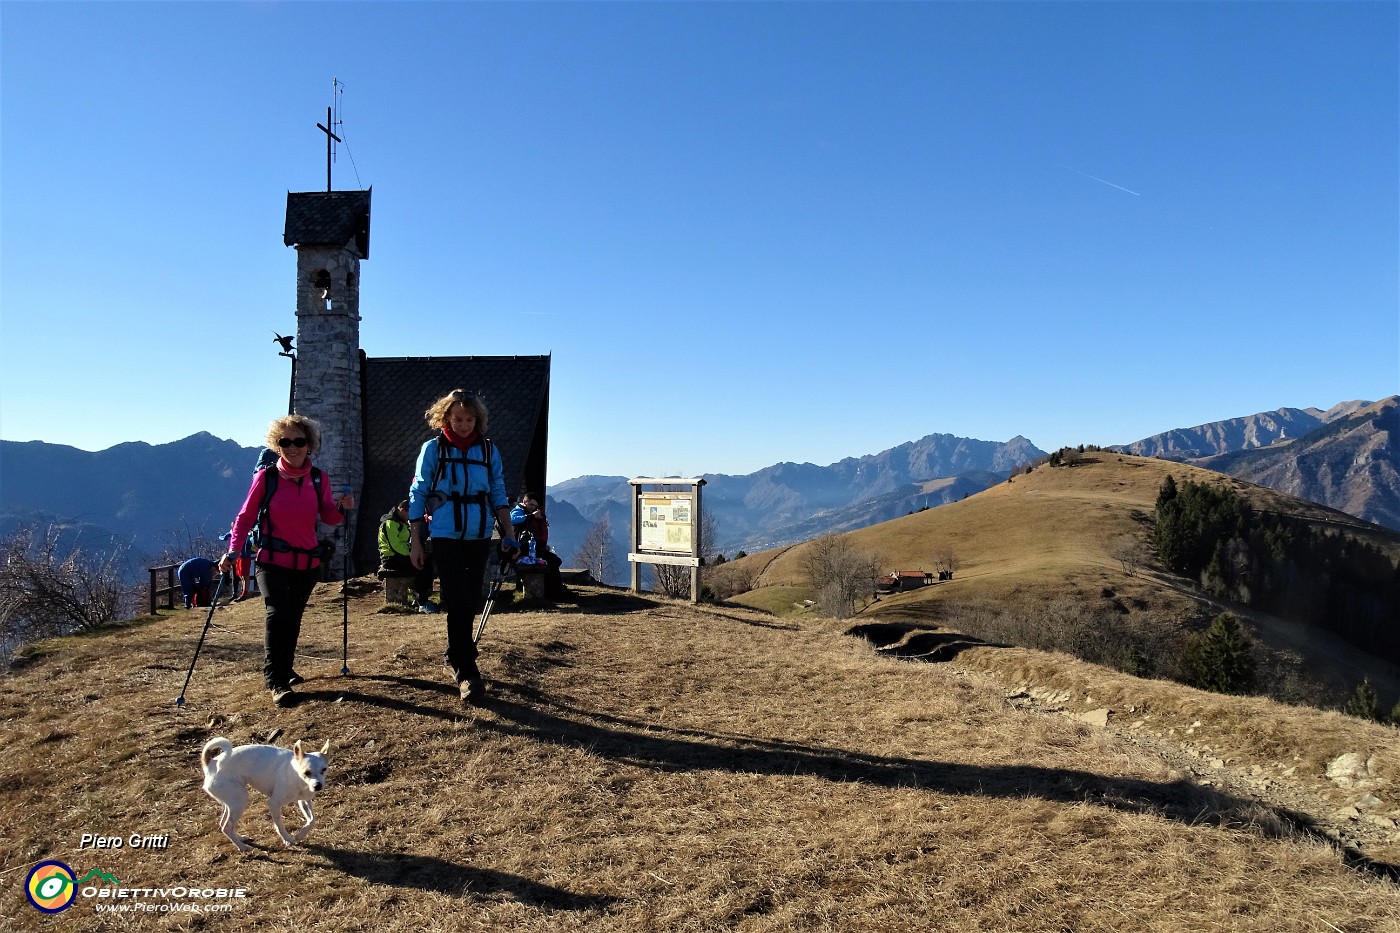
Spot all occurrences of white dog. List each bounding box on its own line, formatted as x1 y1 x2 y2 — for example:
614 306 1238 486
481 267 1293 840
200 736 330 851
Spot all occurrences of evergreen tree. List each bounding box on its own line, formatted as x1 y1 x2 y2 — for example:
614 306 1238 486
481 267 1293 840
1186 612 1257 695
1343 678 1381 722
1203 540 1228 596
1155 474 1178 512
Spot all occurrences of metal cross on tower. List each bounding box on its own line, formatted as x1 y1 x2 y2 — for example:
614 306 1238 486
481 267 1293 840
316 105 341 193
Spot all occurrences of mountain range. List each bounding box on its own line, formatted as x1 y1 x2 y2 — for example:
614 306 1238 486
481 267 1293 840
544 397 1398 579
0 433 259 571
543 435 1045 571
1 398 1394 583
1189 398 1398 532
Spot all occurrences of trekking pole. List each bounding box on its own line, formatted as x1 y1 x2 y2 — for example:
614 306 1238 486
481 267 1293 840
340 486 352 675
473 552 511 644
174 572 227 707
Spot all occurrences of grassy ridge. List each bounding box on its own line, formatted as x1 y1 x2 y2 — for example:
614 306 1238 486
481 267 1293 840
731 454 1400 701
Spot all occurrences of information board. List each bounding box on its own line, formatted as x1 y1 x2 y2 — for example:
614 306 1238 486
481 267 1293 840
638 493 693 554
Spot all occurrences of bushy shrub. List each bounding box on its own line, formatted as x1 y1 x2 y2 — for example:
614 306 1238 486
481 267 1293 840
940 599 1184 682
706 561 759 600
1 525 139 651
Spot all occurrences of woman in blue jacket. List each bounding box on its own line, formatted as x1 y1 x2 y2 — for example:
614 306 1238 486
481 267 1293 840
408 389 517 704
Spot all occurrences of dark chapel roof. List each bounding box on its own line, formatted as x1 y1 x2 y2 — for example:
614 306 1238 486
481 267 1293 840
284 189 372 258
353 354 552 569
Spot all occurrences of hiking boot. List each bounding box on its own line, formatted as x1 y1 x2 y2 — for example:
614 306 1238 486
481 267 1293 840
271 686 297 708
459 679 485 705
287 671 305 687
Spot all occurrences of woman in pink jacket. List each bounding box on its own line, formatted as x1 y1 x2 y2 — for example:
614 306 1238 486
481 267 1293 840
221 415 353 708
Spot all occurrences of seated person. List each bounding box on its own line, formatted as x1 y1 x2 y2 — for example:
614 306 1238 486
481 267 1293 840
509 492 570 600
378 500 436 610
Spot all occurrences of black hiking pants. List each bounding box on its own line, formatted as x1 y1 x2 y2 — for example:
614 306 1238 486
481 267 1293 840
255 561 319 690
431 537 492 684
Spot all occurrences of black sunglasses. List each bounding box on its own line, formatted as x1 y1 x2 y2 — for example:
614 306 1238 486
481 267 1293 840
277 437 309 449
450 389 477 402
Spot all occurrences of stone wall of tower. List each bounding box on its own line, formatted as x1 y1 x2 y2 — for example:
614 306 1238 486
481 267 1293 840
293 242 363 576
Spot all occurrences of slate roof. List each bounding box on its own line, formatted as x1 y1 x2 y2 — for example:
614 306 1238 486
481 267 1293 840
354 354 551 570
284 189 372 258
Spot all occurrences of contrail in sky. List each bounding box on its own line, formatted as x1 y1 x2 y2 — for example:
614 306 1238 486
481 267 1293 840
1062 165 1141 197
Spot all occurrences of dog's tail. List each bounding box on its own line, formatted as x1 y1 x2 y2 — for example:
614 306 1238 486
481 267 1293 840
201 737 233 776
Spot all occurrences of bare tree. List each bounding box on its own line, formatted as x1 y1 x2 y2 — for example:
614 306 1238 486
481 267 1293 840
698 510 719 566
1108 536 1146 576
931 546 959 575
651 562 691 599
154 518 226 569
573 514 616 585
800 533 879 619
707 559 760 600
1 525 138 650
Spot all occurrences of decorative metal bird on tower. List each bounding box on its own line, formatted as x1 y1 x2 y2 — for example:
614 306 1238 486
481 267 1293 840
273 332 296 357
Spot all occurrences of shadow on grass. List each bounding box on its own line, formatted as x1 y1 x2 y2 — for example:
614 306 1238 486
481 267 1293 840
309 845 617 909
477 687 1400 884
694 605 802 631
296 674 464 722
568 590 661 616
263 647 1398 883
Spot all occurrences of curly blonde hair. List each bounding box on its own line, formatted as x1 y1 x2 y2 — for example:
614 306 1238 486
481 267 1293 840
264 414 321 453
424 389 489 434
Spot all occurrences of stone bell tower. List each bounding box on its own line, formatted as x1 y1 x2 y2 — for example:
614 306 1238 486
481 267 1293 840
283 188 371 575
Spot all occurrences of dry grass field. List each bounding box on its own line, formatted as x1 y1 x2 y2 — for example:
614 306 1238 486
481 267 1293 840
2 568 1399 931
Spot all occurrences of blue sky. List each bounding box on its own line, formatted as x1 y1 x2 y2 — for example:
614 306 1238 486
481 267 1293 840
2 1 1396 484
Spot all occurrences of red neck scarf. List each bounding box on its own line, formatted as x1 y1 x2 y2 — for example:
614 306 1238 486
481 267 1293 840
441 425 479 451
278 458 312 480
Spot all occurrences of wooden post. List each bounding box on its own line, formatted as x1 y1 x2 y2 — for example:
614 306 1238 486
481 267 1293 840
629 483 641 592
689 481 704 603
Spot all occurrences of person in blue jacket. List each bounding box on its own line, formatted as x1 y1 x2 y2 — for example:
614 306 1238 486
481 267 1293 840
510 492 571 600
176 556 217 608
408 389 518 704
